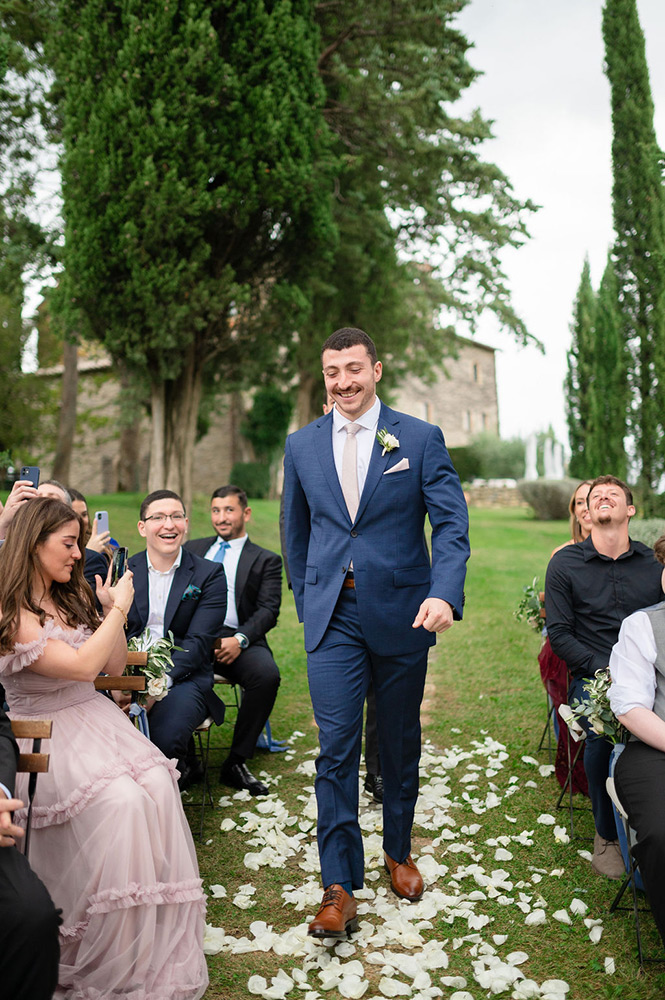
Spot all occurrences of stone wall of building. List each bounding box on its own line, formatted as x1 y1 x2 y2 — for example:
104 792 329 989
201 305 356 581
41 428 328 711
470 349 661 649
393 338 499 447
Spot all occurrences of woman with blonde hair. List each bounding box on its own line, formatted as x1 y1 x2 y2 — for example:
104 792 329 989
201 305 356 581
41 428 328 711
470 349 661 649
0 497 208 1000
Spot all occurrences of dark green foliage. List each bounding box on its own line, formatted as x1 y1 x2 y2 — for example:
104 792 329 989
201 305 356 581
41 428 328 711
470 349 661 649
467 432 526 480
229 462 270 501
565 258 597 479
517 479 579 521
241 387 292 464
447 446 481 484
603 0 665 510
50 0 336 492
587 257 628 478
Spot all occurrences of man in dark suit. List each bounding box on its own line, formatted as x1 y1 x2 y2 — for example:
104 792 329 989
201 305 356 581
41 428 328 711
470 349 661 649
185 485 281 796
283 327 469 937
0 706 60 999
125 490 226 787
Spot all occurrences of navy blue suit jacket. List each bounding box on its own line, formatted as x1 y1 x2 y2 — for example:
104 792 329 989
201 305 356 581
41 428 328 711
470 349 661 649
283 402 469 655
126 548 227 698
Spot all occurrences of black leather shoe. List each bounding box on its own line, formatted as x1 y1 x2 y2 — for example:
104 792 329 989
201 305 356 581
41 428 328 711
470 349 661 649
178 760 205 792
220 760 269 796
364 772 384 803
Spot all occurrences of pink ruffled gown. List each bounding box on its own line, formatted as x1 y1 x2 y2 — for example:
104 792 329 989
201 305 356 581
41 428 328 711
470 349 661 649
0 619 209 1000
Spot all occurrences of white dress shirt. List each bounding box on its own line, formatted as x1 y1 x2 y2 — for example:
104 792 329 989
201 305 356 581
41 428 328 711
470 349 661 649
146 548 183 646
609 610 658 716
203 534 248 630
331 395 381 498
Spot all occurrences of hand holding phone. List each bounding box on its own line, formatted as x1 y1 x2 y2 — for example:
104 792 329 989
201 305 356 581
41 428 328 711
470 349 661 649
111 547 129 586
19 466 40 488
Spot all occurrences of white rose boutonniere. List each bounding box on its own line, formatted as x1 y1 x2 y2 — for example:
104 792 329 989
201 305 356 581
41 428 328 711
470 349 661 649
377 427 399 456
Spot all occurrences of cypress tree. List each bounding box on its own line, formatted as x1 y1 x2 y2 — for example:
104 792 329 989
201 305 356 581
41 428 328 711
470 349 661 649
587 256 628 479
603 0 665 509
565 258 597 479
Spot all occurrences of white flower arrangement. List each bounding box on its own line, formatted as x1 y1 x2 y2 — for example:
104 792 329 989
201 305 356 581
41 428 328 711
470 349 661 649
126 628 181 705
377 427 399 455
559 668 624 745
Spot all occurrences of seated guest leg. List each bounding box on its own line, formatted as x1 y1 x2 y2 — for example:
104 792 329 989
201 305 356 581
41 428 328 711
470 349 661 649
220 645 280 759
147 681 208 765
0 846 61 1000
615 740 665 948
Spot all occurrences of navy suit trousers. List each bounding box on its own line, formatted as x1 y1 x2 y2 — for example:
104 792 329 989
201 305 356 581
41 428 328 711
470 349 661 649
307 588 427 890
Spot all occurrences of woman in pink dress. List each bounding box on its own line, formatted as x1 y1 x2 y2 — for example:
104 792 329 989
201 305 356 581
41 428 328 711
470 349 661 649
0 497 208 1000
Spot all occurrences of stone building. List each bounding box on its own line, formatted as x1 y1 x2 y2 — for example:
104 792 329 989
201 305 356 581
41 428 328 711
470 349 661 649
35 337 499 495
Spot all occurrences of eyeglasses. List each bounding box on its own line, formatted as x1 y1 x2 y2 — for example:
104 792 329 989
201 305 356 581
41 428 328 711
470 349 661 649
142 513 186 524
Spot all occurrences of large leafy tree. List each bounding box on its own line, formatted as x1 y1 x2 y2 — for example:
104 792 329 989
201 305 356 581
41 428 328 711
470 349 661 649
286 0 537 425
50 0 335 504
603 0 665 510
565 258 597 479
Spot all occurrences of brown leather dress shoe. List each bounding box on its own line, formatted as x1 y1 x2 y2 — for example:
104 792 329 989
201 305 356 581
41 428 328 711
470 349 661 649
384 852 424 901
308 884 358 939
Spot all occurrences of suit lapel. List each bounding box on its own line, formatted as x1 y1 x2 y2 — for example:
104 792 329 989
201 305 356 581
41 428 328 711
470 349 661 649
355 403 401 523
234 540 256 614
132 552 150 626
164 550 193 633
315 412 350 522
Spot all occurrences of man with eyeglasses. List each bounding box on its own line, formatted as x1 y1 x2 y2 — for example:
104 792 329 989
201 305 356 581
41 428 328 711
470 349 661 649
126 490 227 788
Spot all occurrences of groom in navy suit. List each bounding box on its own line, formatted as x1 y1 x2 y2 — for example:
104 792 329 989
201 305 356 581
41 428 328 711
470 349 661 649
126 490 226 787
283 327 469 938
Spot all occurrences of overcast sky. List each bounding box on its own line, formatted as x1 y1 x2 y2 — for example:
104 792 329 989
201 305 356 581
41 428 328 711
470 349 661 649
453 0 665 448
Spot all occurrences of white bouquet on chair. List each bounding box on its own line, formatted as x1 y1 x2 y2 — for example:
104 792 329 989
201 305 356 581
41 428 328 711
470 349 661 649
126 629 180 705
560 668 625 745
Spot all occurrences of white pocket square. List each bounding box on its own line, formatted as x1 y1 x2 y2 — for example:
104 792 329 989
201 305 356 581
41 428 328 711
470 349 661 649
384 457 410 474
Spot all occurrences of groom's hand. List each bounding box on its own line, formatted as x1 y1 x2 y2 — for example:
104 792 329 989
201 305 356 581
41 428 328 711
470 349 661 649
412 598 453 633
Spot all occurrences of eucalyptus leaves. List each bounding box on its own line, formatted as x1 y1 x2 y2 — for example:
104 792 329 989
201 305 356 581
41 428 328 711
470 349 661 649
126 628 181 705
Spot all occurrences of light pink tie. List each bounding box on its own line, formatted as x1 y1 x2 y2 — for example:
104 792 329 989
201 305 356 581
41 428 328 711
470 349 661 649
341 422 361 521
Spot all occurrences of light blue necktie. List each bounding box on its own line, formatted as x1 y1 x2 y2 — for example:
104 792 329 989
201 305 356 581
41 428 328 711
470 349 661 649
212 539 230 563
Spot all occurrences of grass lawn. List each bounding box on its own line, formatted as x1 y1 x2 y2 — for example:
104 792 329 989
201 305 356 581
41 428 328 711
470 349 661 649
6 492 664 998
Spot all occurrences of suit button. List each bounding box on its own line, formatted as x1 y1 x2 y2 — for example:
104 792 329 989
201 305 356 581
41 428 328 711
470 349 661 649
351 530 358 538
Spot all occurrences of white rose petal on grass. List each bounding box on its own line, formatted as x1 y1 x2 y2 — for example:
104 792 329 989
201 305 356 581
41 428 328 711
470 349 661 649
539 764 555 777
537 813 556 826
553 826 570 844
524 908 547 926
540 980 570 994
378 977 411 996
513 980 541 998
569 898 588 916
588 925 604 944
440 977 467 988
450 993 475 1000
521 755 539 766
233 894 256 909
248 975 268 995
495 848 513 861
338 975 369 999
604 957 616 975
220 818 237 832
202 924 226 955
552 909 572 925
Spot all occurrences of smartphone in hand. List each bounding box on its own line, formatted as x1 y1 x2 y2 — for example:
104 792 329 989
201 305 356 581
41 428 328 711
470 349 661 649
111 546 129 586
94 511 110 536
19 466 40 488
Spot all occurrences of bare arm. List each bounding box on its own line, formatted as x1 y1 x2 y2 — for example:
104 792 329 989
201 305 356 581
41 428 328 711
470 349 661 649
17 573 134 682
617 707 665 752
0 480 39 540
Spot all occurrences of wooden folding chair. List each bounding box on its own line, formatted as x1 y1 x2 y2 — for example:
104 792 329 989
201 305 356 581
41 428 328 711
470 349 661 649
94 650 148 700
10 718 52 859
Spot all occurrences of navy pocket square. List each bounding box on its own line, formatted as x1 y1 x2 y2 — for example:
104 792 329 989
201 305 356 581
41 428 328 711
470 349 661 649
181 584 201 601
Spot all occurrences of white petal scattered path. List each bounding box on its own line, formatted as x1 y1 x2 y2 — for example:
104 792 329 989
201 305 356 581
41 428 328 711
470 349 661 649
204 732 619 997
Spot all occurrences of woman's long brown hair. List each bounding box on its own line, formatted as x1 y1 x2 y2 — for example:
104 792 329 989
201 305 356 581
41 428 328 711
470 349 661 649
0 497 100 653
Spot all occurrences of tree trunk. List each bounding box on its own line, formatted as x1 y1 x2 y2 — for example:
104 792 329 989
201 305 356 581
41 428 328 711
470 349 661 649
51 338 78 483
116 367 142 491
295 371 319 429
147 343 202 513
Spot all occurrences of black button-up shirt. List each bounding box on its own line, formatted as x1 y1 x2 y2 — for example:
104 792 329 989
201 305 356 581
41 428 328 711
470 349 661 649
545 534 664 679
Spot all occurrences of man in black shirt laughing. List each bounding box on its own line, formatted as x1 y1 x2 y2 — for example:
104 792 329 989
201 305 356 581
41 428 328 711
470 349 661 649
546 475 665 878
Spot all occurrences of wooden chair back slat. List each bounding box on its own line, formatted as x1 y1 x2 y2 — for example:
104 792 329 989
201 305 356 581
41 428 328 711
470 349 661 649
126 651 148 667
10 719 52 740
17 752 49 773
94 676 146 692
